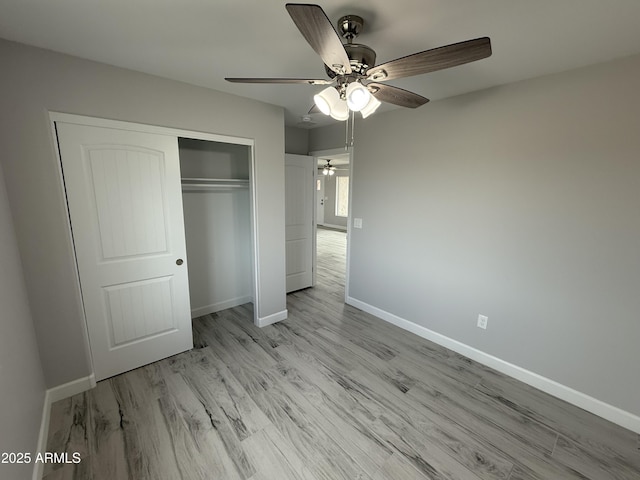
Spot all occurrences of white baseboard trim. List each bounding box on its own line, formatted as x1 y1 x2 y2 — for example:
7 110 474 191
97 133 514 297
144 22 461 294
256 309 288 328
346 296 640 434
191 295 253 318
32 391 51 480
47 374 96 404
33 374 96 479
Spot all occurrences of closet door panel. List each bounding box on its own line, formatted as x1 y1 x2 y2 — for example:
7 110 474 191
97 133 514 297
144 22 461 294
89 147 169 259
57 122 193 381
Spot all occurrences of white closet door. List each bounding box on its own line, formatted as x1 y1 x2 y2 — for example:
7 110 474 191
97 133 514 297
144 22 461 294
285 154 314 292
57 123 192 381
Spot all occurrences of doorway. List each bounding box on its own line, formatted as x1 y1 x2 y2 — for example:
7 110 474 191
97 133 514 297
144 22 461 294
312 149 351 302
52 113 261 380
316 153 350 231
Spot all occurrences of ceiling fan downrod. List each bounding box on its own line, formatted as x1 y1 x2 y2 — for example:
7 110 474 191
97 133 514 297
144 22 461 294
338 15 363 43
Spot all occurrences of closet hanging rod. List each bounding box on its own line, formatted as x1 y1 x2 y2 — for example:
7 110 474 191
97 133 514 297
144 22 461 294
181 177 249 184
181 178 250 191
182 183 248 189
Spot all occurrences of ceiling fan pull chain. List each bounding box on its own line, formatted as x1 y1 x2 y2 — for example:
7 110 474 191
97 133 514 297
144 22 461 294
345 113 349 150
344 110 355 150
350 110 355 148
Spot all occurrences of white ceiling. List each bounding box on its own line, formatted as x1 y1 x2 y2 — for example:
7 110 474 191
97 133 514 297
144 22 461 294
2 1 640 128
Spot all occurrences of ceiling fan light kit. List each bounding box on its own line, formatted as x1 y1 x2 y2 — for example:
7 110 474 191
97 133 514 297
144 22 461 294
322 160 336 176
225 3 492 123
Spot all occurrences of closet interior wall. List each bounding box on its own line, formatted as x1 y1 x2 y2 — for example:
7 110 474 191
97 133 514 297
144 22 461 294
178 138 253 318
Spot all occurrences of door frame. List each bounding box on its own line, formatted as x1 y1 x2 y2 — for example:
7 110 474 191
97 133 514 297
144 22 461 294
316 174 325 226
309 147 354 302
49 112 262 342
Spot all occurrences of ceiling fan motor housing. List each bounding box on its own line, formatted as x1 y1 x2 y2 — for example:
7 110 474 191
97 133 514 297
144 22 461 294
325 14 376 78
325 43 376 77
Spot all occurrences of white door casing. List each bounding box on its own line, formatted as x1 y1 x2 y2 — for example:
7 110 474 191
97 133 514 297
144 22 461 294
316 174 325 225
285 154 314 293
57 122 193 381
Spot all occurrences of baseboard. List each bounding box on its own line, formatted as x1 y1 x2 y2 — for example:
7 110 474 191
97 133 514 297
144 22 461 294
33 374 96 479
346 296 640 434
47 374 96 404
256 309 288 327
32 390 51 480
191 295 253 318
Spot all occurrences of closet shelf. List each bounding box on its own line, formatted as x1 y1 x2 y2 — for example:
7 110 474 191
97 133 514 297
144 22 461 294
181 178 249 191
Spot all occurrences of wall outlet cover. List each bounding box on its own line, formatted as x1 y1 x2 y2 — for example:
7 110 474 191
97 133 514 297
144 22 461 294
477 314 488 329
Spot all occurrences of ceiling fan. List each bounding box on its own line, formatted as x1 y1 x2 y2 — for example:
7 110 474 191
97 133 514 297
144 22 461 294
321 159 336 175
226 3 492 120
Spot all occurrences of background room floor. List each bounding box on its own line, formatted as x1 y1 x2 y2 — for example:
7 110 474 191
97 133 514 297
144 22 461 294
44 227 640 479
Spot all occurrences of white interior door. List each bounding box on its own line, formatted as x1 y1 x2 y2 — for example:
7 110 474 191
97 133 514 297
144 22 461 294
285 154 314 293
316 174 325 225
57 122 193 381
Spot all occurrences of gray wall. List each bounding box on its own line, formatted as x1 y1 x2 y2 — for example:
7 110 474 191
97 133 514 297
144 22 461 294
309 124 343 153
0 164 46 480
319 169 349 228
0 39 286 388
285 126 309 154
311 53 640 417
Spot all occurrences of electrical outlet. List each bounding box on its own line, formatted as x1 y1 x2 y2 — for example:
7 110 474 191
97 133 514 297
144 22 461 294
354 218 363 229
477 314 488 330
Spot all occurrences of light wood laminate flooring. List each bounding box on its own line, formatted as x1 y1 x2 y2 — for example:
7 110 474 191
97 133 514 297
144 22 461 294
45 227 640 479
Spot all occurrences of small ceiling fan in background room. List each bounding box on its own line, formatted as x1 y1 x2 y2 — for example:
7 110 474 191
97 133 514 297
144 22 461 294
321 159 336 176
226 3 492 121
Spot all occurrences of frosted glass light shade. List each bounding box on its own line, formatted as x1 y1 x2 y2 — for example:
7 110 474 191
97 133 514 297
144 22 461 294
314 95 331 115
329 99 349 121
360 95 381 118
346 82 371 111
314 87 340 116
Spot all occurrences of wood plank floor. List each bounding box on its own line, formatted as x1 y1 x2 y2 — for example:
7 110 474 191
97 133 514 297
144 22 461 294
45 227 640 479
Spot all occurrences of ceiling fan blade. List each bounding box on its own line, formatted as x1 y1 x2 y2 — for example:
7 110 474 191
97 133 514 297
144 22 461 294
368 83 429 108
225 77 333 85
367 37 491 82
286 3 352 75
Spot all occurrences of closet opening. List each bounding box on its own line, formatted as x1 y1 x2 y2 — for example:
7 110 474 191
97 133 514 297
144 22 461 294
51 112 266 380
178 137 256 321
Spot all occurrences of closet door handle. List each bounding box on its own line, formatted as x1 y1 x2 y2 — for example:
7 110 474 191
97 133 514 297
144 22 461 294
176 259 184 266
